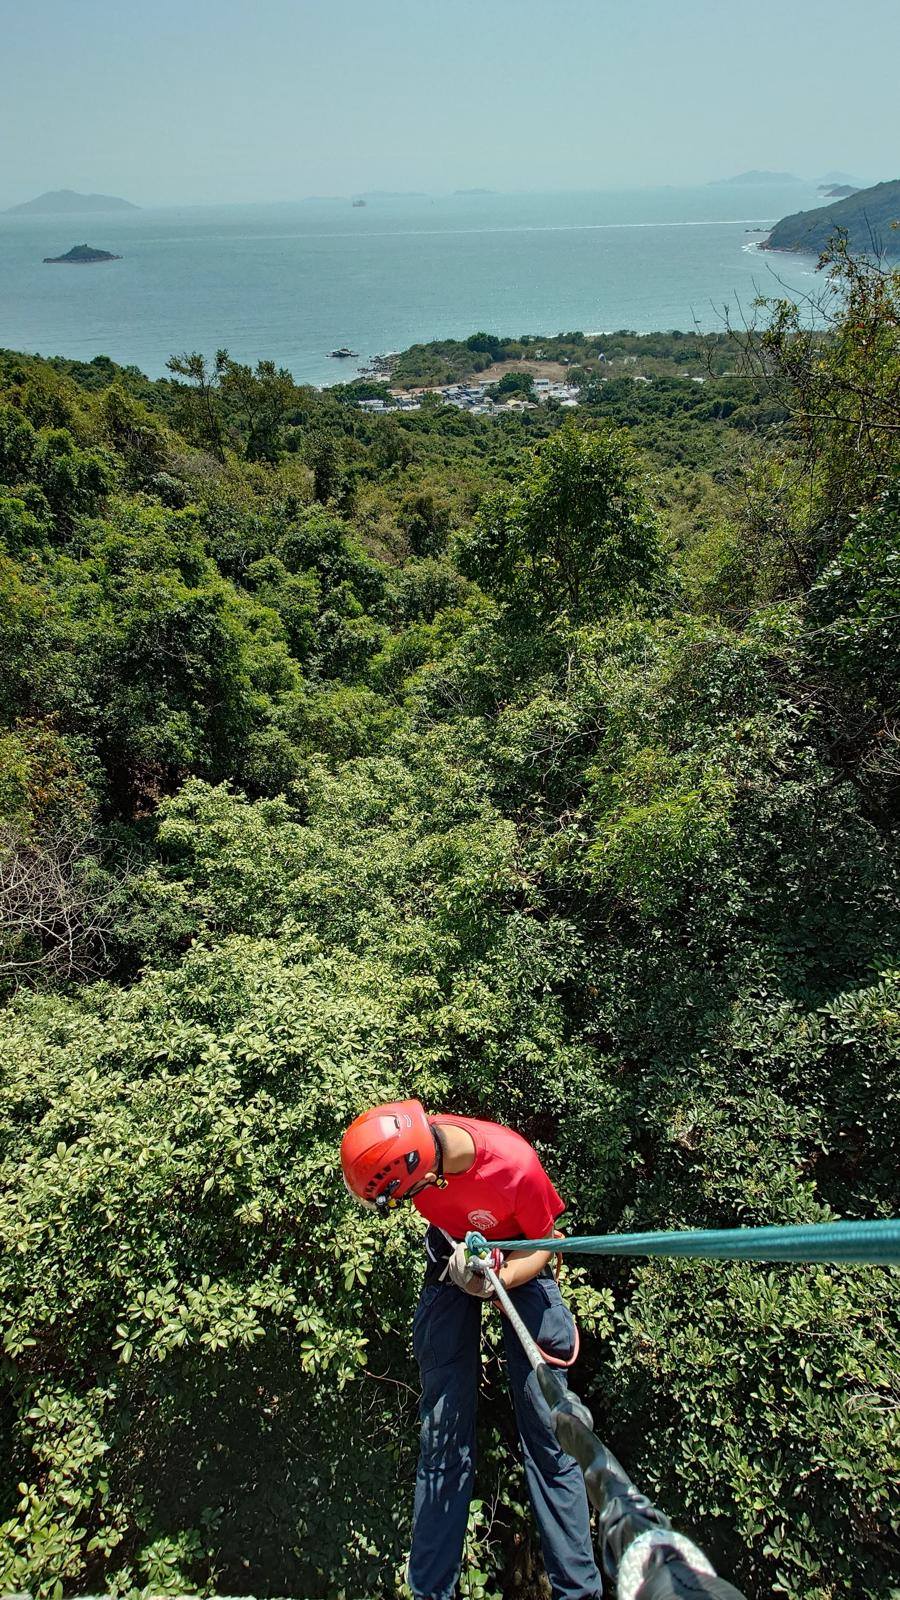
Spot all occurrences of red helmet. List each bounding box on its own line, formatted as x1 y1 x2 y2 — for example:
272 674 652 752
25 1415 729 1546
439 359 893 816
340 1099 437 1212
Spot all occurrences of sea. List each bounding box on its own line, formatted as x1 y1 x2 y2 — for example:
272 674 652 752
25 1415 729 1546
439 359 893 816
0 182 827 387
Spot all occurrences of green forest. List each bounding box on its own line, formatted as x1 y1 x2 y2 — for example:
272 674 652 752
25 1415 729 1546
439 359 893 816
0 244 898 1600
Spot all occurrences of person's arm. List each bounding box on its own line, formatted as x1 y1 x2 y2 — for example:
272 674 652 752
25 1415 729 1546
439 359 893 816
497 1246 553 1291
499 1151 565 1290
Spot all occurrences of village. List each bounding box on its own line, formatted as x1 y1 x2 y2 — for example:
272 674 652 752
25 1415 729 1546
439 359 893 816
355 374 582 415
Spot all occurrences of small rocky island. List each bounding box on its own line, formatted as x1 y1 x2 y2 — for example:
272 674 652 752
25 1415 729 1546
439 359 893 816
43 244 122 264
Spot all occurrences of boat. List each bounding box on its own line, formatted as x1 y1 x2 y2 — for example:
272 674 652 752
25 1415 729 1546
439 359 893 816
329 346 358 358
352 198 366 208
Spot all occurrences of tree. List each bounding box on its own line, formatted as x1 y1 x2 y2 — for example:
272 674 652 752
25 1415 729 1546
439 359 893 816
397 483 452 556
465 332 506 359
495 370 535 398
462 422 664 623
218 356 295 462
100 385 168 487
306 433 348 507
0 816 121 987
761 242 900 533
36 430 112 532
725 242 900 591
166 350 228 461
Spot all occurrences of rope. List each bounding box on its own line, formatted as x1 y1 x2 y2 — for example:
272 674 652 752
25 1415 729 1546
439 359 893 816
452 1219 898 1594
617 1530 716 1600
469 1245 747 1600
468 1217 900 1266
436 1225 581 1367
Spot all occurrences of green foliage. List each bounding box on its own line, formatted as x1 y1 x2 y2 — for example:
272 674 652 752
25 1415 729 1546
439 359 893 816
99 384 168 488
719 249 900 606
494 370 535 398
396 483 454 556
391 328 741 389
35 430 112 531
587 745 734 916
608 1255 900 1600
0 935 428 1595
37 503 302 807
0 555 45 722
0 403 39 484
465 332 508 358
0 402 112 537
1 271 899 1599
805 481 900 815
463 423 664 623
218 355 295 462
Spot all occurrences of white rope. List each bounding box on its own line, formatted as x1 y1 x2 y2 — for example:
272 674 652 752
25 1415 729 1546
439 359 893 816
618 1528 716 1600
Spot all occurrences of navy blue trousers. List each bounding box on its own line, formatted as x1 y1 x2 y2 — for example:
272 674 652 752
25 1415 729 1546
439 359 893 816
408 1274 602 1600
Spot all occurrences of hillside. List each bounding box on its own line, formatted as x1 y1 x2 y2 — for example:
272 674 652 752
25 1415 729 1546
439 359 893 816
6 187 138 214
0 249 898 1600
764 176 900 256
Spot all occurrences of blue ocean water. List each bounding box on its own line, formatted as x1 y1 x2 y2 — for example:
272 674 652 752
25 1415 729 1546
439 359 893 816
0 184 826 385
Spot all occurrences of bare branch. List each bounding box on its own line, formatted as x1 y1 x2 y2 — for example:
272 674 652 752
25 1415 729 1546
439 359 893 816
0 820 128 989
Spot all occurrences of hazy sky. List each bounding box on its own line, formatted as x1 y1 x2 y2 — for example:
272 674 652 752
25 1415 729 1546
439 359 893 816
1 0 897 207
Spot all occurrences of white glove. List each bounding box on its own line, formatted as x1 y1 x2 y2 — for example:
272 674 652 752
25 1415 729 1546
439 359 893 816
446 1241 501 1297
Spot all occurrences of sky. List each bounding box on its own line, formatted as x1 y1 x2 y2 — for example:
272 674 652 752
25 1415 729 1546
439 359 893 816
0 0 897 208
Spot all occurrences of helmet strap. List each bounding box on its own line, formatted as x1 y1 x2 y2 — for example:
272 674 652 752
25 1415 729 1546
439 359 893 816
431 1124 448 1189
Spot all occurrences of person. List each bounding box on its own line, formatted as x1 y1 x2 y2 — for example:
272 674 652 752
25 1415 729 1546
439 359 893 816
340 1099 603 1600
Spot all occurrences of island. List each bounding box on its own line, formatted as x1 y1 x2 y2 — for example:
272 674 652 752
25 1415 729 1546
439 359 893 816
43 244 123 264
8 188 138 214
762 177 900 258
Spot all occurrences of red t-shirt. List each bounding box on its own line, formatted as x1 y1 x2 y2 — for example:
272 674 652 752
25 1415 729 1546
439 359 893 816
412 1115 564 1241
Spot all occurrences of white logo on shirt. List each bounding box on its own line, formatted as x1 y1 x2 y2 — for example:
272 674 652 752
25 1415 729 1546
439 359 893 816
468 1209 498 1230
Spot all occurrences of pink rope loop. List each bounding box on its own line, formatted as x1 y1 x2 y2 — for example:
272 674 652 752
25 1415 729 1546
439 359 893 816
491 1300 581 1367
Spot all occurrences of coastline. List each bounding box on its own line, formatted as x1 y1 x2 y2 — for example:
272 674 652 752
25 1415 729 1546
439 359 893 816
2 186 828 384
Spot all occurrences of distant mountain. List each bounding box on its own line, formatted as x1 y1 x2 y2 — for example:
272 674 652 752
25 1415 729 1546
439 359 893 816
763 177 900 257
709 170 802 186
818 184 859 199
7 189 138 215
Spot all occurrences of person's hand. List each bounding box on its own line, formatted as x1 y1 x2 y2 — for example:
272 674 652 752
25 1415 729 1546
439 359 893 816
447 1241 499 1297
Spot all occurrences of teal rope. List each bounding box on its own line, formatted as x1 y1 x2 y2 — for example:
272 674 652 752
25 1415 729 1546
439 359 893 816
467 1218 900 1266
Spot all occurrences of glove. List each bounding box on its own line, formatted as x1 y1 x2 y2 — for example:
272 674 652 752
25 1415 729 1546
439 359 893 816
447 1241 502 1297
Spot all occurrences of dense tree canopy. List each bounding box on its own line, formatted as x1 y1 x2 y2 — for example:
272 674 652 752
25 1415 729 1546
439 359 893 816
0 251 898 1600
463 423 664 622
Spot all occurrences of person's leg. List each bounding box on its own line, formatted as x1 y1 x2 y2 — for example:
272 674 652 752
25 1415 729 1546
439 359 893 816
500 1279 603 1600
408 1281 482 1600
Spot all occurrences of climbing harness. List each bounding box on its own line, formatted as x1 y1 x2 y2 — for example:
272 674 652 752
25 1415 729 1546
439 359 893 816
458 1217 900 1597
437 1227 581 1366
469 1216 900 1265
466 1237 747 1600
